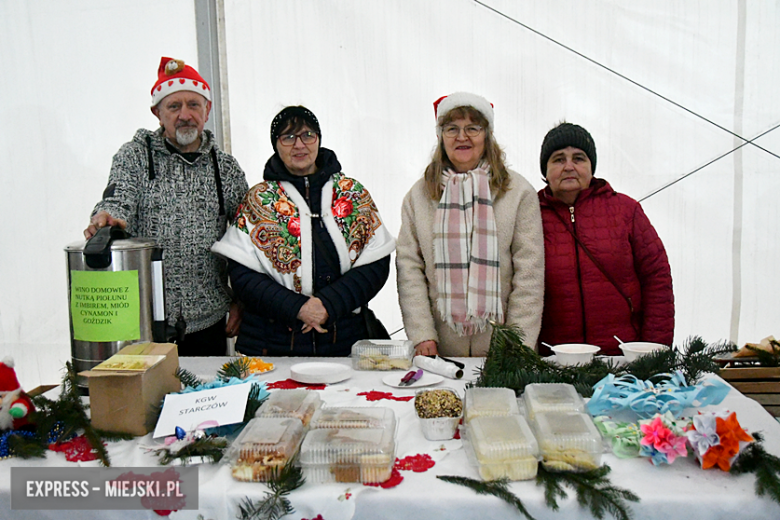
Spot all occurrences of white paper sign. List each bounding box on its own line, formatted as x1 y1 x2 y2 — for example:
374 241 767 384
152 382 253 438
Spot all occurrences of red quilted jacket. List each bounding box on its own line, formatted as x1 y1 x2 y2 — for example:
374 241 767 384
537 179 674 356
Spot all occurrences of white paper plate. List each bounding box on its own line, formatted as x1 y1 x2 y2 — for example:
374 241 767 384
290 362 352 384
382 372 444 389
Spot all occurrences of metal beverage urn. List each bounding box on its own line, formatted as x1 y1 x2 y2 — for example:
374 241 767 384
64 226 167 389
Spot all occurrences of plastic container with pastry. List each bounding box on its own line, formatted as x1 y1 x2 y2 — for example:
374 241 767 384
522 383 586 420
351 340 415 370
299 427 396 483
309 406 396 431
529 411 603 472
225 417 305 482
255 389 323 427
462 415 540 480
463 387 520 423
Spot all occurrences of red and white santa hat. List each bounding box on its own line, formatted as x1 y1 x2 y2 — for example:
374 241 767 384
0 357 20 393
433 92 494 134
150 57 211 107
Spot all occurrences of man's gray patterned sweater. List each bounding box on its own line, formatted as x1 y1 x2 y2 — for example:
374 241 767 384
93 128 248 334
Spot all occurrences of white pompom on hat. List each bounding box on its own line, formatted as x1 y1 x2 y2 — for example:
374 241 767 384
150 57 211 108
433 92 495 135
0 357 20 393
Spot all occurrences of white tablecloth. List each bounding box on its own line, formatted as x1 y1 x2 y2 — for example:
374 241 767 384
2 356 780 520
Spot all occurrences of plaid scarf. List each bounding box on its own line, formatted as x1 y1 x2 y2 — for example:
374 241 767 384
434 164 503 336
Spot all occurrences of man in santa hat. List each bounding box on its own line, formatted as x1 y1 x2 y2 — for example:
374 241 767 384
0 357 34 431
83 57 249 356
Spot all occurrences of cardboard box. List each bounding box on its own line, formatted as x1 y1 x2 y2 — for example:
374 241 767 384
79 342 180 436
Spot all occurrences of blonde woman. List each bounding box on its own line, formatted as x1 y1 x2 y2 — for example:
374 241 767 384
397 93 544 357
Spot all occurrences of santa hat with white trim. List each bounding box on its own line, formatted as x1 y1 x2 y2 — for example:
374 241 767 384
150 57 211 107
433 92 494 134
0 357 21 393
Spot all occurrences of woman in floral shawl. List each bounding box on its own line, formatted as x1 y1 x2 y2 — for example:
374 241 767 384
213 106 395 356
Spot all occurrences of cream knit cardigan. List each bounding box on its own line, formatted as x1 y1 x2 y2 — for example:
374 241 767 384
396 170 544 356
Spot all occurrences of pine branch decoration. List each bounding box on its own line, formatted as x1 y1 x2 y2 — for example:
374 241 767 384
217 357 251 381
31 362 111 467
236 457 305 520
176 367 205 389
243 383 268 423
154 436 228 466
476 323 735 396
437 475 536 520
536 465 639 520
731 432 780 505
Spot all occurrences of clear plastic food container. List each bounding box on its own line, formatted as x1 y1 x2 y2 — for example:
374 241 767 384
309 406 396 431
530 411 603 472
255 389 322 427
522 383 586 420
462 415 540 481
299 427 396 483
351 340 414 370
464 387 520 423
225 417 304 482
415 388 463 441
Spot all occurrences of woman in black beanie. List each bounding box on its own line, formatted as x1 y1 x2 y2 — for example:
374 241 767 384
213 106 396 356
537 122 675 356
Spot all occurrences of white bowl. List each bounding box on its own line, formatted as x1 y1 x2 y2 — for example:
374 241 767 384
619 342 667 362
550 344 600 366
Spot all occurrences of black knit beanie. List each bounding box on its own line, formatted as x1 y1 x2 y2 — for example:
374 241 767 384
539 123 597 177
270 106 321 151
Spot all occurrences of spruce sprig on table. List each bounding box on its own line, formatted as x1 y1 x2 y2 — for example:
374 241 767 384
31 362 111 466
475 323 735 396
436 475 536 520
217 357 252 381
730 432 780 505
175 366 205 389
237 458 305 520
243 383 267 422
535 465 639 520
154 436 228 466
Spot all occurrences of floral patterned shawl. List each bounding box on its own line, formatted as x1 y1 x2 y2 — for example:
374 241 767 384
212 173 395 295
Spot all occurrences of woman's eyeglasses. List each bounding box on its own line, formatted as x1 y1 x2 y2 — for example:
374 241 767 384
441 124 484 138
278 131 318 146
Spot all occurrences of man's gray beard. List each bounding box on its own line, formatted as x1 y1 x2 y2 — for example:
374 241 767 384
175 127 199 146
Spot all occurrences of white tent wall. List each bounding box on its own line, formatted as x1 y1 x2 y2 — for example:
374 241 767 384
0 0 199 388
1 0 778 389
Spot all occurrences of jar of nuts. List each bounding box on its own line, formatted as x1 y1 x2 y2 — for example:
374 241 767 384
415 388 463 441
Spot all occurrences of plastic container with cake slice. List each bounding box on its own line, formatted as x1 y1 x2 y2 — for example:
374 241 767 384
529 411 604 473
309 406 396 431
351 340 415 370
224 417 305 482
299 427 396 483
463 387 520 423
254 389 322 427
522 383 586 421
462 414 540 481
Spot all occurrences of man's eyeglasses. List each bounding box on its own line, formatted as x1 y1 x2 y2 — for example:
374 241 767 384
441 124 484 138
278 131 318 146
